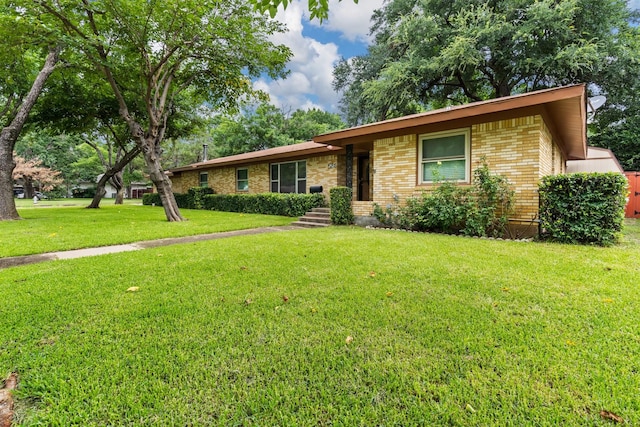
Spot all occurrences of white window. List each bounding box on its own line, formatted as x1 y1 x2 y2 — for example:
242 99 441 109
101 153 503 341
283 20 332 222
419 128 470 183
270 161 306 193
236 168 248 191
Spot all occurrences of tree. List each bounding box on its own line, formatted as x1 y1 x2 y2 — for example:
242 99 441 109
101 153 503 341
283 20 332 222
587 20 640 171
209 103 346 158
284 108 346 141
213 104 295 157
36 0 290 221
0 4 61 220
334 0 640 125
15 131 97 192
13 155 63 198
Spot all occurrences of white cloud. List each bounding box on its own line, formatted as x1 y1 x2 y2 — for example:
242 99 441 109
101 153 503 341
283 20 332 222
629 0 640 9
311 0 385 43
254 0 383 112
256 1 342 112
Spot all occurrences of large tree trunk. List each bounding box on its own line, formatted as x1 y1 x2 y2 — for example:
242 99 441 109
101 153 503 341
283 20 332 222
0 46 60 221
0 145 18 220
143 139 184 221
87 177 108 209
86 146 140 209
112 171 124 205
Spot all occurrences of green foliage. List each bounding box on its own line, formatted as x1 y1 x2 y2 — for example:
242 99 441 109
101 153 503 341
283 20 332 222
72 186 96 199
187 187 215 209
142 193 162 206
376 162 514 237
203 193 326 217
330 186 354 225
539 173 628 245
334 0 640 126
211 103 345 157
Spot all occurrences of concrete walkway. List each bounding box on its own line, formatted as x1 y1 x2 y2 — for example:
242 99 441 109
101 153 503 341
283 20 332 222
0 225 302 270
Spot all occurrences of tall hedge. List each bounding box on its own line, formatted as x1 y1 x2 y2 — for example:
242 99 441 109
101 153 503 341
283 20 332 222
330 186 354 225
539 173 628 246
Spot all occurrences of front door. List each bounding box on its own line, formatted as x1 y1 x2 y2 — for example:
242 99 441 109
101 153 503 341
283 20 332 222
357 155 370 202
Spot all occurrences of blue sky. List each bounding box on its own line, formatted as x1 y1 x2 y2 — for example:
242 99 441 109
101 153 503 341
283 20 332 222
253 0 385 113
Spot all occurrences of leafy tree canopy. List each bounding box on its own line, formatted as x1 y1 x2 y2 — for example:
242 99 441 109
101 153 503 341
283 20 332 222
210 104 345 159
334 0 640 125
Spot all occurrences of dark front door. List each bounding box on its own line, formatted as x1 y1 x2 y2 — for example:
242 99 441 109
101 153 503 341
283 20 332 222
357 155 370 202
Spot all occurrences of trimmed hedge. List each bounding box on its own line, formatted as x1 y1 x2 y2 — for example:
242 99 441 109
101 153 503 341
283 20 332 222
144 190 325 217
142 193 162 206
203 193 326 217
330 187 354 225
143 187 214 209
188 187 215 209
539 173 628 246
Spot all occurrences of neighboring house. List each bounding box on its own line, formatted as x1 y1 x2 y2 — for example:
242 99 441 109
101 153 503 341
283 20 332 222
169 85 620 233
75 178 153 199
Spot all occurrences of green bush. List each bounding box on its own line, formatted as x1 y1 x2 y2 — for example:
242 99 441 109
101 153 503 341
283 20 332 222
330 187 354 225
72 187 96 198
539 173 627 246
174 193 191 208
187 187 215 209
142 193 162 206
375 161 514 237
203 193 325 217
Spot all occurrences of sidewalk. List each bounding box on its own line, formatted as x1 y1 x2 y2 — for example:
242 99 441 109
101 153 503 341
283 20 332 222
0 225 302 270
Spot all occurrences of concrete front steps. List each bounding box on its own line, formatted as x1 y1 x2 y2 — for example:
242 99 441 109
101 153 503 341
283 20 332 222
292 207 331 228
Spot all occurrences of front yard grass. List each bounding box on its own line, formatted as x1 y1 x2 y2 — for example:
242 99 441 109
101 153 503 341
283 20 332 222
0 205 294 257
1 225 639 425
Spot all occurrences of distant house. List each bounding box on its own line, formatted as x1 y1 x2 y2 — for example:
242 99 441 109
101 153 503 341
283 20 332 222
169 85 621 233
74 177 153 199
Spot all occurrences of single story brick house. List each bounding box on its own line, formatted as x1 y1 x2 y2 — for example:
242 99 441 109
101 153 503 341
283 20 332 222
168 141 347 195
170 84 613 230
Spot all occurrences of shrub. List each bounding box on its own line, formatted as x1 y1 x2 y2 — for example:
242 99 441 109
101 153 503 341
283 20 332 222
72 186 96 198
142 193 162 206
377 161 514 237
539 173 627 246
174 193 191 208
187 187 215 209
330 187 354 225
203 193 325 217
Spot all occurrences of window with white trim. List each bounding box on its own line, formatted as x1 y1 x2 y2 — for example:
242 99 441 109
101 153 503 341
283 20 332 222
419 128 470 183
270 161 306 193
236 168 248 191
199 172 208 187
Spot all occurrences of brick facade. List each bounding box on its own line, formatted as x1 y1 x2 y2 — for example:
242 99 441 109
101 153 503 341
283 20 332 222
352 115 566 223
170 154 340 197
170 115 566 224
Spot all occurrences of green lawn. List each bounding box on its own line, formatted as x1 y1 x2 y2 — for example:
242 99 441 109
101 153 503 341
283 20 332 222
1 215 639 425
0 205 294 257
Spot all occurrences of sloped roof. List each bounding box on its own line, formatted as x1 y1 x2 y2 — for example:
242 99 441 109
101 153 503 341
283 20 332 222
169 141 344 173
313 85 587 160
